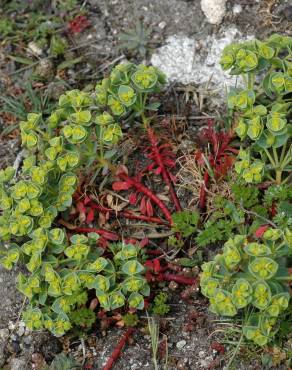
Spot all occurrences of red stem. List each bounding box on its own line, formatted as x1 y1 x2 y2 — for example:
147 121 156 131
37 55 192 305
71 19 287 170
160 273 197 285
74 227 119 241
147 128 182 212
102 328 134 370
90 203 169 226
119 173 173 225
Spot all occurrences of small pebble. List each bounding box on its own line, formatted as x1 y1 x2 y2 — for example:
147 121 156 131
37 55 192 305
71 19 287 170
28 41 43 56
8 322 16 330
233 4 242 14
17 325 25 337
199 350 205 358
169 281 178 290
158 21 166 29
176 340 186 349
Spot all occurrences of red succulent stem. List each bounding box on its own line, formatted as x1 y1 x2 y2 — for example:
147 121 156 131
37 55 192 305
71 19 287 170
160 273 198 285
118 173 173 225
147 128 182 212
74 227 119 241
89 203 169 226
102 328 134 370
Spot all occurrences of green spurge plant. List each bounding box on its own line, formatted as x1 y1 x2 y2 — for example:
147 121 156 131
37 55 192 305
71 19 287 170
95 62 166 126
0 62 165 336
200 232 292 346
221 34 292 184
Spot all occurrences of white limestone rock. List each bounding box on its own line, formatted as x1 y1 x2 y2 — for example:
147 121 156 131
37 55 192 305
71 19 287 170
201 0 227 25
151 27 250 100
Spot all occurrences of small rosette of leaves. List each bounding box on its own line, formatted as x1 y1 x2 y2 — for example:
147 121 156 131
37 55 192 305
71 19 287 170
235 150 264 183
209 289 237 316
222 235 246 270
244 242 271 257
248 257 278 280
243 325 269 346
232 279 252 309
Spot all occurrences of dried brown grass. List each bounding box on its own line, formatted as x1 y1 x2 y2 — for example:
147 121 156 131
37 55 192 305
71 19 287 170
176 153 234 215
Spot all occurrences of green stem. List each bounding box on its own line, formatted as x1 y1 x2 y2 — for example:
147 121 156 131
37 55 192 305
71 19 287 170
279 143 287 163
99 126 104 158
247 73 254 90
264 149 276 168
280 148 292 169
141 112 149 129
226 333 243 369
272 147 279 166
276 170 282 184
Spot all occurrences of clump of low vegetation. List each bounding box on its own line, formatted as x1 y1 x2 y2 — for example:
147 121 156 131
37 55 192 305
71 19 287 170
0 17 291 370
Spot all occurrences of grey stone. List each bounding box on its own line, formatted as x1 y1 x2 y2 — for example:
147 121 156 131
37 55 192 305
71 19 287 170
10 357 27 370
17 322 26 337
176 340 186 349
151 27 253 103
233 4 243 14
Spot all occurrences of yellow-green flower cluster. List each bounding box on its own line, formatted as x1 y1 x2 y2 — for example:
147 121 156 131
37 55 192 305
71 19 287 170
14 237 148 336
222 34 292 184
0 63 164 336
200 233 291 346
235 150 264 183
94 62 166 119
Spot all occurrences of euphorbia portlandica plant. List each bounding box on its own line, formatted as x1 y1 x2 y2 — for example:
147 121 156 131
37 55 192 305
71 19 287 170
200 230 292 346
221 34 292 184
95 62 166 127
0 62 165 336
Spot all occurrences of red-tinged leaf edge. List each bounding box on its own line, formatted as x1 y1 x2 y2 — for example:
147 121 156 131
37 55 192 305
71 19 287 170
255 225 269 238
146 198 154 217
